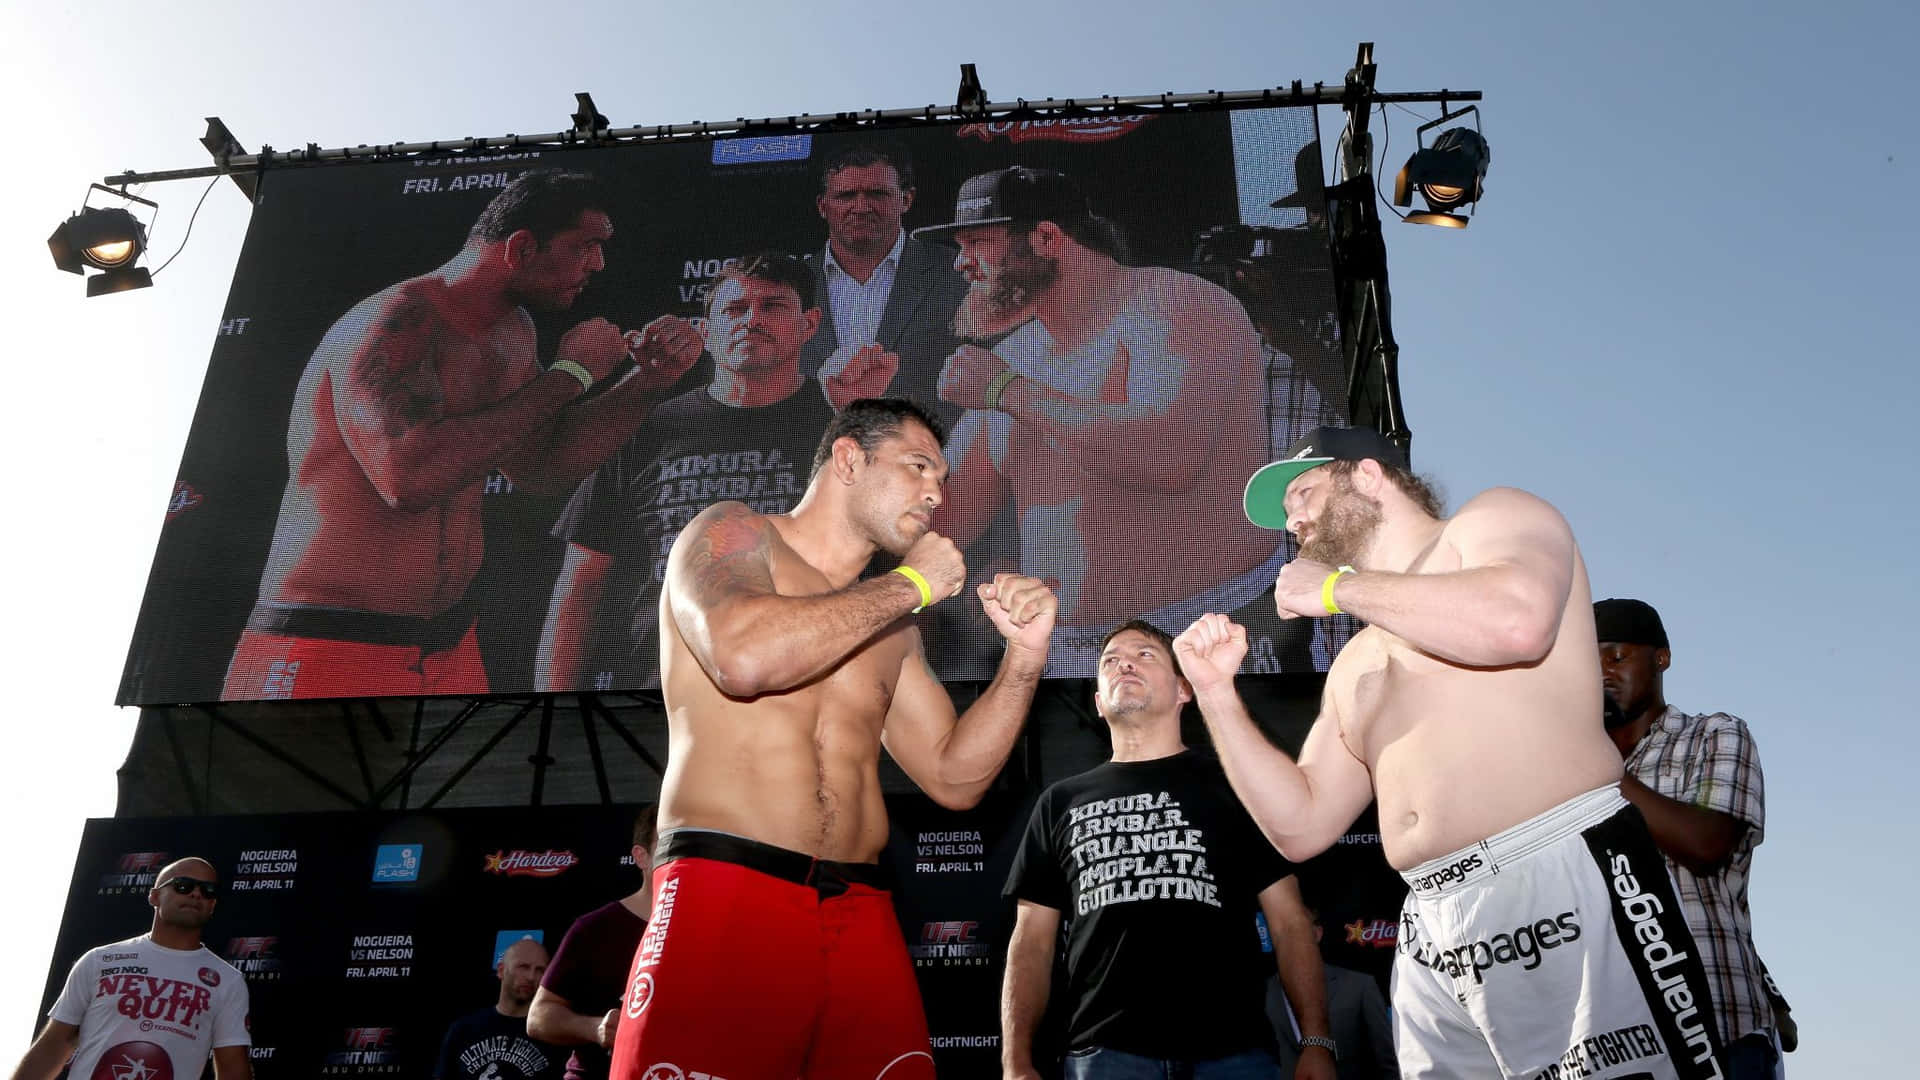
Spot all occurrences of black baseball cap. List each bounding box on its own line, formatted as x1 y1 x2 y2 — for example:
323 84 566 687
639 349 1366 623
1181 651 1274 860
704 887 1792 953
1270 143 1325 209
1594 598 1669 649
1243 426 1409 530
912 166 1093 246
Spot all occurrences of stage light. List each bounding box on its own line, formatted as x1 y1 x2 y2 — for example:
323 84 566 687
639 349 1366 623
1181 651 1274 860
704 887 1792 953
1392 112 1490 229
48 185 158 296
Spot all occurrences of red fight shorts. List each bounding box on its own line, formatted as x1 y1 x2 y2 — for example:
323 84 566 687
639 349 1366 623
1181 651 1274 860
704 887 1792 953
222 627 488 699
610 830 935 1080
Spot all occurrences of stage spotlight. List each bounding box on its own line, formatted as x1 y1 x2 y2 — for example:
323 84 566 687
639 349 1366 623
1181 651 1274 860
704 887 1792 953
1393 120 1490 229
48 185 158 296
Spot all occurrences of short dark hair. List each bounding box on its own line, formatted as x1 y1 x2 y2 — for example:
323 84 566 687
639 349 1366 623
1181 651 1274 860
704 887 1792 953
1011 216 1128 262
810 398 946 478
1098 619 1184 682
819 143 915 193
708 252 815 314
1326 458 1445 518
631 803 659 851
468 170 610 246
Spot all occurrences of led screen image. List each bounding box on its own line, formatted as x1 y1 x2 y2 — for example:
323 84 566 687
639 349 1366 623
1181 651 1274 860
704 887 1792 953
119 105 1347 703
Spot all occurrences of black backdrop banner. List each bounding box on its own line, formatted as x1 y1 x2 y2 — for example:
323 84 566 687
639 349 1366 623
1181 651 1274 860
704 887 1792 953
118 105 1347 705
39 800 1034 1078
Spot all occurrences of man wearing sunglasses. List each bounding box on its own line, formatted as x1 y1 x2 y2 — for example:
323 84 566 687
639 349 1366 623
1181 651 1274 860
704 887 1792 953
14 858 252 1080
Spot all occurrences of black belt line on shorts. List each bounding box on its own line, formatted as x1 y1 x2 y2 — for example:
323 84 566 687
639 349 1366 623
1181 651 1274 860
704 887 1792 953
247 597 477 654
655 829 891 899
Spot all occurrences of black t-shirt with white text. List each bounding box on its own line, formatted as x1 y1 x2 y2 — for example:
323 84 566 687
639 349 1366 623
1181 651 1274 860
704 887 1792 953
434 1007 564 1080
1004 749 1294 1059
554 383 833 688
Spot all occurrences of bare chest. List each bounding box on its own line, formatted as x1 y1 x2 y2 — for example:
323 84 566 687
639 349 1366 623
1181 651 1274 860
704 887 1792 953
433 325 529 413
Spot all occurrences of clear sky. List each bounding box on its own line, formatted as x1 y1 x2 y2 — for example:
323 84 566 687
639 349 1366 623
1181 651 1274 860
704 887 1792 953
2 1 1913 1073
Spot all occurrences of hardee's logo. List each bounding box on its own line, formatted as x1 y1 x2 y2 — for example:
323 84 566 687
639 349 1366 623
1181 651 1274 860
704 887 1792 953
482 849 579 877
957 114 1150 144
1344 918 1399 948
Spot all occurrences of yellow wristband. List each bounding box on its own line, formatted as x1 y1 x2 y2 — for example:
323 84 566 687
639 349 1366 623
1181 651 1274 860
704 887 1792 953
892 565 935 613
550 357 595 392
983 370 1020 411
1322 565 1356 616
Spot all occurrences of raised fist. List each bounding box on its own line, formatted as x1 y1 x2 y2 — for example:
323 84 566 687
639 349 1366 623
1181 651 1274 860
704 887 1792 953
899 529 966 607
557 318 631 382
622 315 705 393
823 343 901 411
938 345 1012 409
1173 613 1249 693
1273 556 1339 620
980 573 1058 656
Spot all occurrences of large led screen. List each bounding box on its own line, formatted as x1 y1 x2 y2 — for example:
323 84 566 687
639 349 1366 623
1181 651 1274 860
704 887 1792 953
119 105 1349 703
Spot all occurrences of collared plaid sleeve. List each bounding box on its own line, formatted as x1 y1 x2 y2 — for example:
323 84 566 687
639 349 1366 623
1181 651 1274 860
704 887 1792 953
1685 713 1765 840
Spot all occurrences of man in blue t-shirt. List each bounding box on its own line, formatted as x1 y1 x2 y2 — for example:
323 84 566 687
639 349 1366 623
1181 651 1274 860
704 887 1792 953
1001 619 1336 1080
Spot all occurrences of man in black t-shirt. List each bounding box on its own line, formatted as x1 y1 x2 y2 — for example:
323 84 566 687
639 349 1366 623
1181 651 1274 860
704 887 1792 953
1001 619 1336 1080
435 938 566 1080
536 253 900 691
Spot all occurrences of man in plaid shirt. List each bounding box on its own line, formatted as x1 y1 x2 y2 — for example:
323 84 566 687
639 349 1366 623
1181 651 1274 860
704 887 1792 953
1596 598 1783 1078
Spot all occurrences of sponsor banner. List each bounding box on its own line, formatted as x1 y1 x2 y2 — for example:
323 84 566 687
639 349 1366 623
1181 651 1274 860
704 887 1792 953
118 102 1344 704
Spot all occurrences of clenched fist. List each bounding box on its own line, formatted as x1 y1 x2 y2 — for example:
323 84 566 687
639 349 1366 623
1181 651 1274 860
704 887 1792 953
1273 556 1340 620
979 573 1058 657
938 345 1012 409
899 529 966 607
557 318 631 383
823 343 900 411
622 315 705 393
1173 613 1248 694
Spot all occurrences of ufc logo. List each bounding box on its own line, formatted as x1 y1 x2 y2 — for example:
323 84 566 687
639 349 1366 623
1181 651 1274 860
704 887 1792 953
921 921 979 945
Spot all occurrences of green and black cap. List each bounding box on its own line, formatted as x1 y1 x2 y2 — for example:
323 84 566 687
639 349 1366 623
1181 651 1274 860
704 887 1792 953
1243 426 1408 530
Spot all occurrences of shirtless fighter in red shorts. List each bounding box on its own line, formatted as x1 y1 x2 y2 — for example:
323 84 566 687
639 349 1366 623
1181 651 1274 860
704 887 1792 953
224 170 702 699
609 398 1057 1080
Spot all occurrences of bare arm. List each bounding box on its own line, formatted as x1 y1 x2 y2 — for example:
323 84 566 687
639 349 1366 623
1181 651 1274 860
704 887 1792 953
537 544 612 692
502 317 705 494
882 634 1045 810
1618 774 1748 874
7 1020 76 1080
664 502 934 697
499 371 667 495
928 411 1011 550
1260 877 1334 1078
1178 615 1373 861
527 986 612 1049
210 1043 253 1080
333 294 590 511
1310 488 1578 667
1000 900 1061 1080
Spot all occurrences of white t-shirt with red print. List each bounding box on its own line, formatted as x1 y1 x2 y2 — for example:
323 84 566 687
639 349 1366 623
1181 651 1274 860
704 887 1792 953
49 934 250 1080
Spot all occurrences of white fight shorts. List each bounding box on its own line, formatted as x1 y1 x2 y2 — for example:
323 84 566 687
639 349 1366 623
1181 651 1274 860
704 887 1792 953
1394 785 1728 1080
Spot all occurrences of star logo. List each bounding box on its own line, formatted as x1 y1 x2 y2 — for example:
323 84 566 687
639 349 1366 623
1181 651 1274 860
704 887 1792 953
1345 919 1368 944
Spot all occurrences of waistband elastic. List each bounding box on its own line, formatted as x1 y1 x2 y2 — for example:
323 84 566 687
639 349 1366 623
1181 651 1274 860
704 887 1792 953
1400 784 1627 899
655 828 891 898
247 597 476 653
